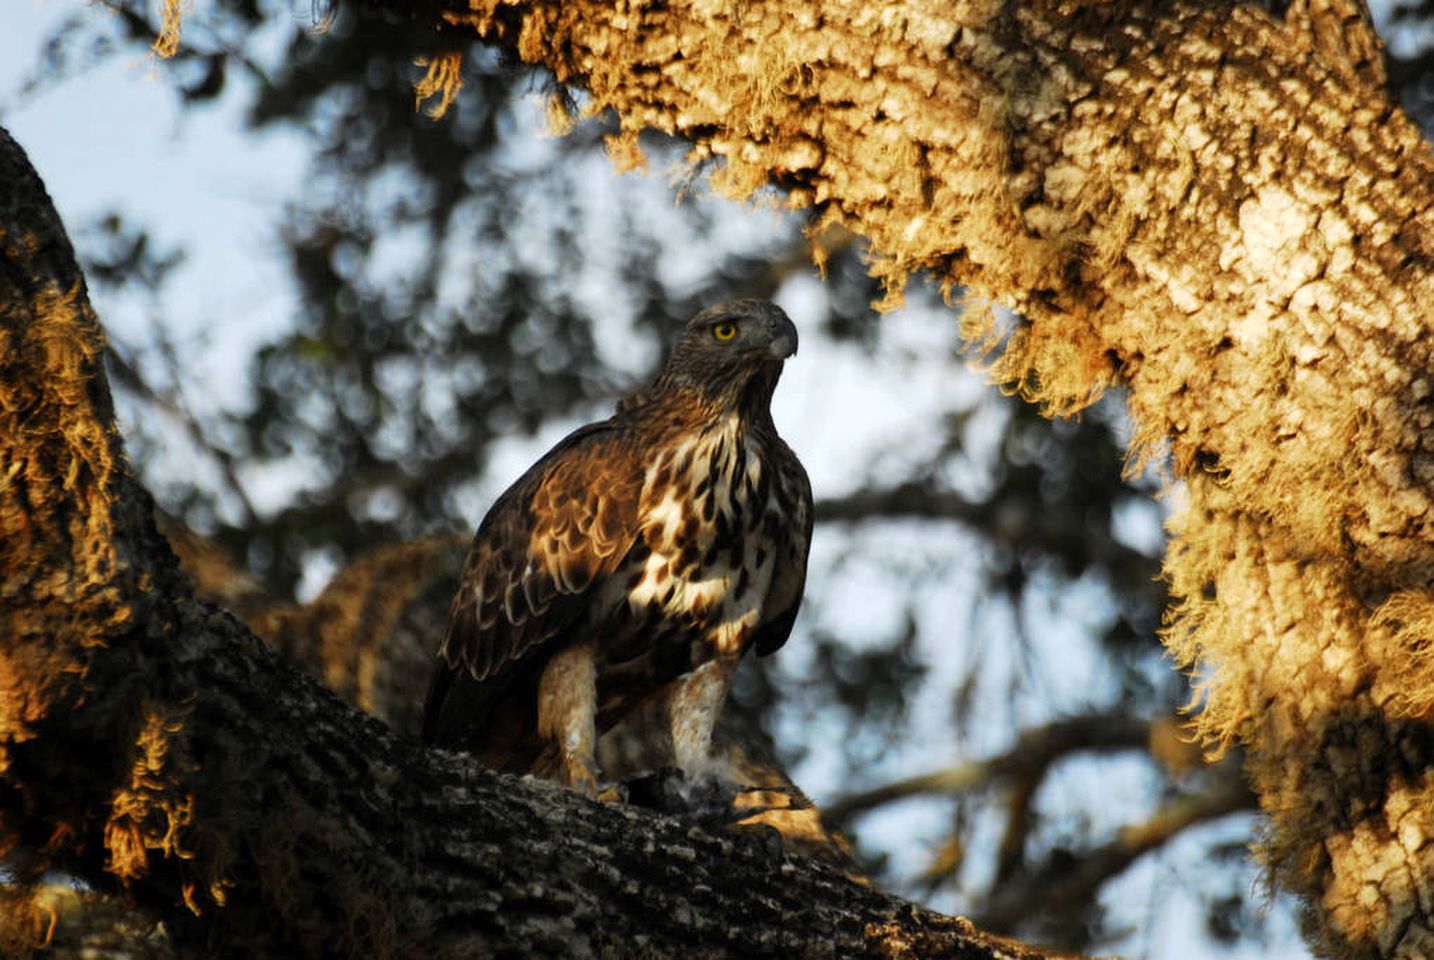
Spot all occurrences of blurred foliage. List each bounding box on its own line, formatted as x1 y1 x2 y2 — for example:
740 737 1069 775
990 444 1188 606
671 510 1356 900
22 0 1434 953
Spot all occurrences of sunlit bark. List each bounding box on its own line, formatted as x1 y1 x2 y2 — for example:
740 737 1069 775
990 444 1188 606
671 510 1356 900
422 0 1434 954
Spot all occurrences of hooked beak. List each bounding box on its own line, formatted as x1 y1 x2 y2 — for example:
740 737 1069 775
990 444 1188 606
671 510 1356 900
768 314 799 359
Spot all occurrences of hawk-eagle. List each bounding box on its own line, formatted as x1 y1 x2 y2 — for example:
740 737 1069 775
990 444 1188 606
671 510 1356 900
421 300 812 794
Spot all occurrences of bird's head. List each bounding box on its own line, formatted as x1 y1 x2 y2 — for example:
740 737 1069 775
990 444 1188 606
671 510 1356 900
655 299 799 414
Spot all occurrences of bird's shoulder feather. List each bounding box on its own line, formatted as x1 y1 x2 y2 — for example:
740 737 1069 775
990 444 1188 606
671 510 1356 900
753 437 813 657
439 418 647 683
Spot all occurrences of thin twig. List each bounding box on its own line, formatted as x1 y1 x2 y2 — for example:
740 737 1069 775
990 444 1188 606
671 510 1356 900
105 338 258 527
976 771 1255 932
816 482 1162 598
824 713 1152 826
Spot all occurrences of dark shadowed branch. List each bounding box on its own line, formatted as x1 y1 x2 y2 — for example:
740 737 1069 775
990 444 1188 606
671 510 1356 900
826 714 1161 825
977 776 1255 934
825 714 1254 937
816 484 1160 600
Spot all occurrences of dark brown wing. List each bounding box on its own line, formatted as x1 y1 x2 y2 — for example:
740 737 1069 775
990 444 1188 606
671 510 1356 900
421 420 644 746
754 440 814 657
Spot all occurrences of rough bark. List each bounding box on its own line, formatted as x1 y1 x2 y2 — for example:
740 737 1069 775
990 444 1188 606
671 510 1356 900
0 128 1057 958
400 0 1434 956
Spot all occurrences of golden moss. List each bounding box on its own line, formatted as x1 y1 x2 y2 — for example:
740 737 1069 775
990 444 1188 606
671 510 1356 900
152 0 185 58
1371 591 1434 719
544 92 577 137
1 257 132 785
103 704 198 885
0 885 55 958
604 128 649 174
414 51 465 120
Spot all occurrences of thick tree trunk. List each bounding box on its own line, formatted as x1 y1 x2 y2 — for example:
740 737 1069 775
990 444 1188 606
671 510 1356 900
0 128 1053 958
414 0 1434 956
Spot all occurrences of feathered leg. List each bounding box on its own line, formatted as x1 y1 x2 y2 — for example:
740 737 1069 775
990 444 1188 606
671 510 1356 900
537 640 600 794
667 653 740 777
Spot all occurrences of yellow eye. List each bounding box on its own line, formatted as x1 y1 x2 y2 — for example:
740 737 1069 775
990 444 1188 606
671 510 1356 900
712 322 738 341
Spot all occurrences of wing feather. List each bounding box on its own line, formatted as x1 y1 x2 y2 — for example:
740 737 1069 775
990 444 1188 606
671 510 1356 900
754 444 814 657
422 420 644 746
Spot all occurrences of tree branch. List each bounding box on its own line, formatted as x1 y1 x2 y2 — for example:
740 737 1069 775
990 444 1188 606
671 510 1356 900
824 714 1253 934
825 714 1155 826
815 483 1160 597
976 775 1255 934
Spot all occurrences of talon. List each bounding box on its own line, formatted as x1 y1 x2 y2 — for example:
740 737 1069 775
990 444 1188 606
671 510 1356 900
726 819 788 858
564 757 602 797
595 783 628 804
